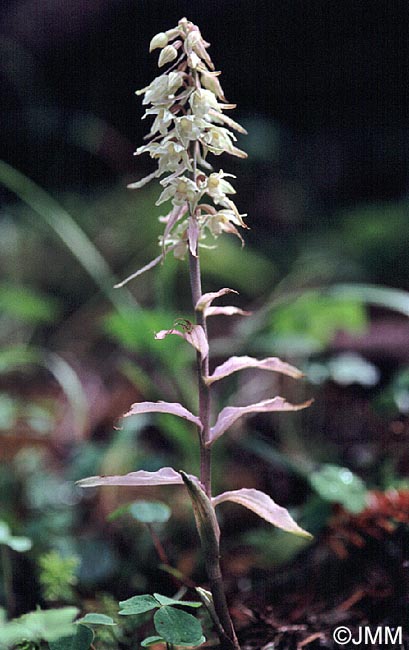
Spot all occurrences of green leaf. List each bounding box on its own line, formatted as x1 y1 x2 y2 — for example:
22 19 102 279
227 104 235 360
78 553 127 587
76 613 116 626
153 605 203 646
0 520 32 552
118 594 159 615
141 636 165 647
309 464 367 513
7 536 32 552
0 607 79 647
106 504 132 522
271 293 366 347
0 284 59 324
153 594 201 608
48 624 93 650
0 521 11 543
129 501 171 524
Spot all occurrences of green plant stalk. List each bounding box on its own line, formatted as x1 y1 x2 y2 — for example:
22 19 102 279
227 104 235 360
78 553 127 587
1 544 15 617
188 250 241 650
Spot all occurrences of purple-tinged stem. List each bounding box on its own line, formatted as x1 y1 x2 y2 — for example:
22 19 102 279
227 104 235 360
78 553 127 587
188 249 212 497
188 250 240 650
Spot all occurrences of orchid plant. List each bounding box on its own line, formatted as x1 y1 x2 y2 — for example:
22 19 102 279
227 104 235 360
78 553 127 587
78 18 312 650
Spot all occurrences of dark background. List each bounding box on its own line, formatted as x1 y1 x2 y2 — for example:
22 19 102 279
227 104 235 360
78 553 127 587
2 0 409 206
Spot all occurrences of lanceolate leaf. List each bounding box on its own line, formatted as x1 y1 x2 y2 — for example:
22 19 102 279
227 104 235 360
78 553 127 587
208 397 313 444
206 355 303 385
205 305 251 317
155 324 209 359
123 400 202 430
213 489 312 538
76 467 186 488
180 472 220 558
195 287 238 311
114 253 164 288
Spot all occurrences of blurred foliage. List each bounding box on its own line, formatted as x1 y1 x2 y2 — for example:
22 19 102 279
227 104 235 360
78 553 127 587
38 552 79 604
2 114 409 632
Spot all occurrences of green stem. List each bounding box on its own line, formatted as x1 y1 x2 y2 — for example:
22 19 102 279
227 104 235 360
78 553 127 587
1 544 15 617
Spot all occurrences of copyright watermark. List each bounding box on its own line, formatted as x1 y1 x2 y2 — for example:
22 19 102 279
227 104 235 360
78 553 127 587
333 626 402 646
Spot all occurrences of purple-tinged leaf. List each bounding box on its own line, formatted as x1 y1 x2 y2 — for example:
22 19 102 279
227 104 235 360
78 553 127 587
206 355 303 385
212 489 312 538
208 397 313 444
127 170 159 189
187 217 200 257
77 467 185 488
195 288 238 312
155 324 209 360
123 401 202 429
205 306 251 318
180 472 221 552
114 254 163 288
162 204 188 249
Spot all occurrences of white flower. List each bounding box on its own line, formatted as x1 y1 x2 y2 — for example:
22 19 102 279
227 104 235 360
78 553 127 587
189 88 221 118
156 176 201 206
143 106 174 136
175 115 205 147
202 125 247 159
136 71 183 106
206 171 236 202
129 18 247 264
156 141 192 174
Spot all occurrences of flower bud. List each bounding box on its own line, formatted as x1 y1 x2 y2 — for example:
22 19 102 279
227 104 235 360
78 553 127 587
158 44 178 67
149 32 168 52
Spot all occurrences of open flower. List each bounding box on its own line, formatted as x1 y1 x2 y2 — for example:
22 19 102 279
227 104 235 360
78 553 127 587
123 17 248 284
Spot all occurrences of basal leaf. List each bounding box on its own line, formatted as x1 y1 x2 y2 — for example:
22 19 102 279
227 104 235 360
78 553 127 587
153 605 203 646
118 594 160 616
213 488 312 538
206 355 303 385
123 401 202 430
208 397 313 444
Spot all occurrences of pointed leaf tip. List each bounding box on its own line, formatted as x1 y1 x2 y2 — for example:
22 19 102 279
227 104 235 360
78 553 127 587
76 467 185 488
209 397 313 444
123 400 202 429
195 287 238 312
213 488 312 538
155 324 209 360
206 355 303 385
